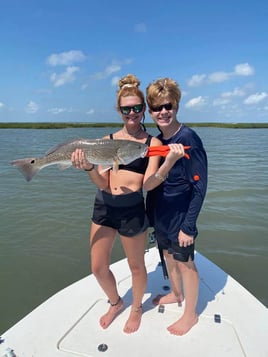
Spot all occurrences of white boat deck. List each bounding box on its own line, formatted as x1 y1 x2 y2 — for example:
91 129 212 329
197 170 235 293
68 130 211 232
1 247 267 357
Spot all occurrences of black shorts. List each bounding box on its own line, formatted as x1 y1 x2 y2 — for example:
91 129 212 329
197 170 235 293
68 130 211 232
156 231 195 262
92 189 149 237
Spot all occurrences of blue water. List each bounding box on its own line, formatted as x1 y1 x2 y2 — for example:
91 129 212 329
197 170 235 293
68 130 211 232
0 126 267 333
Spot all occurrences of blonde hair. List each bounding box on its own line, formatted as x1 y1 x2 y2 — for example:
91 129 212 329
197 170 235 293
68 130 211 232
116 74 145 110
146 77 181 110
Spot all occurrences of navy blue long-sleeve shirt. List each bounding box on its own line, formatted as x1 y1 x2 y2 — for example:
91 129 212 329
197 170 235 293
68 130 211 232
146 124 207 241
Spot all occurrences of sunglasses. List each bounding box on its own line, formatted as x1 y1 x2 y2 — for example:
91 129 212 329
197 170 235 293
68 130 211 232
150 103 173 112
120 104 144 115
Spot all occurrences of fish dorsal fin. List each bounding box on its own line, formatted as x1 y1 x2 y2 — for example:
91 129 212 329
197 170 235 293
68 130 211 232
45 138 87 156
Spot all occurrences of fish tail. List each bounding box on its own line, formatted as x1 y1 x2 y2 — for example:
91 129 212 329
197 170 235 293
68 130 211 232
11 158 41 182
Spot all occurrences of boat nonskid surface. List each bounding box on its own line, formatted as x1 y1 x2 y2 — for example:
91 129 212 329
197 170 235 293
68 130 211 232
1 247 268 357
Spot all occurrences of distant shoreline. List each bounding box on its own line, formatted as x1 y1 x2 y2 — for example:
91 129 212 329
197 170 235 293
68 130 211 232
0 122 268 129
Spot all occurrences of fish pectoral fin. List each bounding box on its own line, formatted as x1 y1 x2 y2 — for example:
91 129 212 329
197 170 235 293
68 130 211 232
117 153 126 164
99 160 118 174
99 165 112 173
57 162 72 171
112 159 119 173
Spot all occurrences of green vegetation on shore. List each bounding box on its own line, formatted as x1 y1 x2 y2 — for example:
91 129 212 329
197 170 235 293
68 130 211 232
0 122 268 129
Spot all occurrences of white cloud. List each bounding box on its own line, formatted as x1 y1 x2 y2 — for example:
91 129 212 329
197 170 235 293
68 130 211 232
81 83 88 91
187 63 255 87
213 98 230 106
111 76 120 86
185 96 206 108
86 109 95 115
208 71 230 83
244 92 268 105
50 66 79 87
93 63 121 80
219 104 242 117
0 102 5 109
234 63 254 76
25 101 39 114
106 64 121 76
222 87 246 97
187 74 206 87
48 107 73 115
47 50 86 66
134 23 147 32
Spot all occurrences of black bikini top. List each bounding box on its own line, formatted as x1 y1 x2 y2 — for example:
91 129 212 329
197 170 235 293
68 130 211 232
109 134 152 174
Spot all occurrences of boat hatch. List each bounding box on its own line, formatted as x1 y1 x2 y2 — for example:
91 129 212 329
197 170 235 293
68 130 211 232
57 267 246 357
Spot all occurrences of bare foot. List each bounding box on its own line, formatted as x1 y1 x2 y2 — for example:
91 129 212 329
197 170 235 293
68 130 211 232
152 292 184 306
167 313 198 335
123 305 142 334
99 298 124 329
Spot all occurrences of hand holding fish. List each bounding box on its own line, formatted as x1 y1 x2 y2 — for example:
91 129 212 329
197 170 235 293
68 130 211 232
165 143 185 163
71 149 94 171
146 144 190 159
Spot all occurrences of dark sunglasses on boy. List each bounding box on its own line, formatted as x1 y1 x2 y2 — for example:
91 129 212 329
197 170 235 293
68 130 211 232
150 103 173 112
120 104 144 115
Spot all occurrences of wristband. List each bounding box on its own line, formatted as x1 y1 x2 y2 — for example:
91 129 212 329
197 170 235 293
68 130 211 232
84 164 95 172
154 171 167 182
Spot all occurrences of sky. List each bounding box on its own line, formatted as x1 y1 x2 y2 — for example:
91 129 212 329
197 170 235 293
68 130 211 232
0 0 268 123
